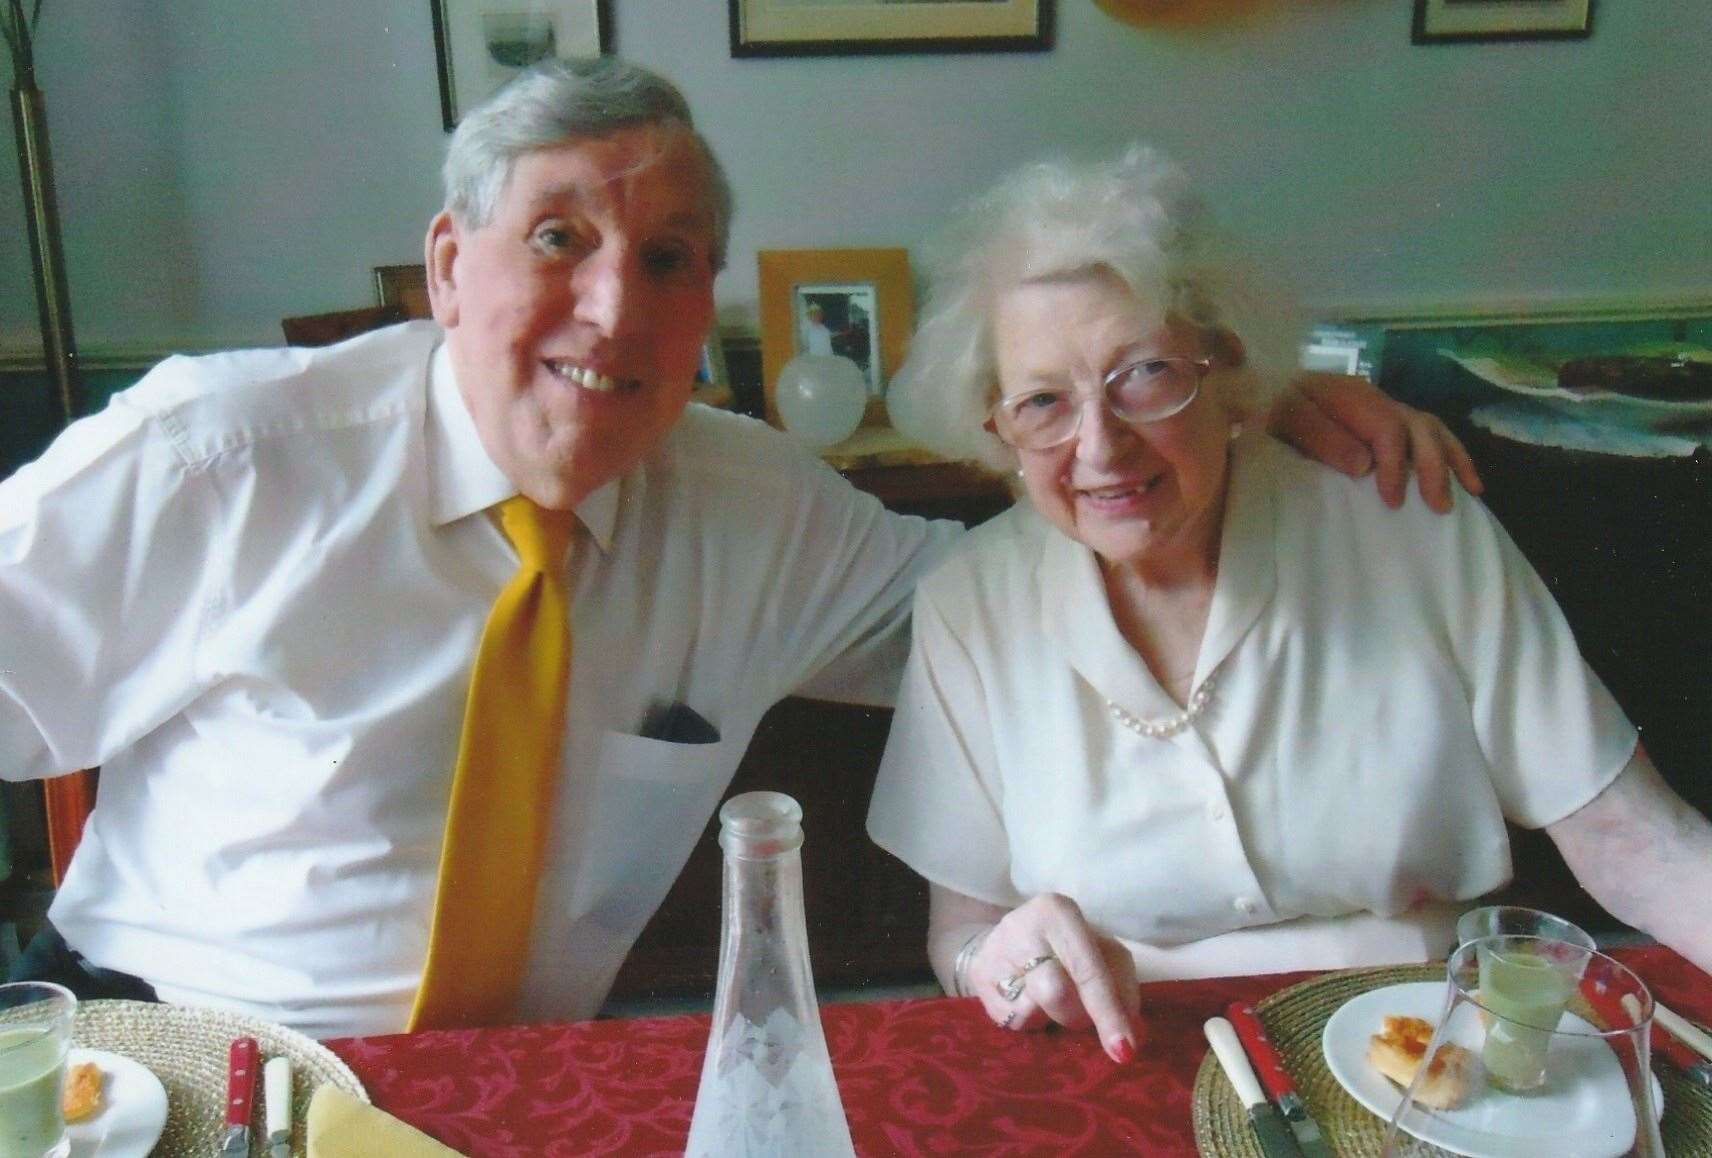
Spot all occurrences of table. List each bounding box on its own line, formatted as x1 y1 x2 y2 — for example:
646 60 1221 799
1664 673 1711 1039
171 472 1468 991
325 945 1711 1157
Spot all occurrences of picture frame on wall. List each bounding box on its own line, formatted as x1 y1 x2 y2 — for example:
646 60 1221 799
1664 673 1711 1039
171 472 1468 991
432 0 613 130
1411 0 1592 44
757 248 914 428
730 0 1050 58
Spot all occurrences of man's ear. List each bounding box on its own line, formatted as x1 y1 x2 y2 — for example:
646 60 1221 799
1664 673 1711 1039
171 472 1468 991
425 211 460 328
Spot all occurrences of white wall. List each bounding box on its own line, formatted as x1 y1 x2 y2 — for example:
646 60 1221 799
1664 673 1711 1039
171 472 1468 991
3 0 1708 354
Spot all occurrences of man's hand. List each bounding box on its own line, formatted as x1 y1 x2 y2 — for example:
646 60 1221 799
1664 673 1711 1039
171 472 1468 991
966 893 1139 1063
1269 372 1483 513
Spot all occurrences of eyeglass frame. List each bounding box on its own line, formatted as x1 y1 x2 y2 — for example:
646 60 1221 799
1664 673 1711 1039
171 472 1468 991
986 355 1214 451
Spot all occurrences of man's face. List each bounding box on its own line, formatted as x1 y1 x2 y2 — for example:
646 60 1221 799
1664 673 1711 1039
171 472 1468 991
427 124 717 508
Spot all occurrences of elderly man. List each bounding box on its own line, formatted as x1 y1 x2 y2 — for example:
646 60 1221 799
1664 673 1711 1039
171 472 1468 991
0 58 1475 1038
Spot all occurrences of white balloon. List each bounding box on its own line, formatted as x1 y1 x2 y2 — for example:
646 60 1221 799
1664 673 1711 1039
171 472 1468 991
775 355 868 447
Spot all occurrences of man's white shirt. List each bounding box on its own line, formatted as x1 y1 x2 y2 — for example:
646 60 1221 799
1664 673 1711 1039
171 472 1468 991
0 321 957 1037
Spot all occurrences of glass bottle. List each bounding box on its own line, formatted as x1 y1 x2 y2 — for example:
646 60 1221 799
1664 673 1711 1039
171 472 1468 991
684 791 856 1157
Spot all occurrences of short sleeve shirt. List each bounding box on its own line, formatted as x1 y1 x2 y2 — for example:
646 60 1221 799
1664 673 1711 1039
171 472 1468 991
867 436 1634 970
1 322 960 1036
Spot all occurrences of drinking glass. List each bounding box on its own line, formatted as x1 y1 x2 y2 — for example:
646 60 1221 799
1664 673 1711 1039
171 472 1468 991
1382 937 1663 1158
1456 905 1595 953
0 982 77 1158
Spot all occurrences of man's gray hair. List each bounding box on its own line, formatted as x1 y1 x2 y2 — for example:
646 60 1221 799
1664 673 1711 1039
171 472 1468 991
887 144 1299 473
443 57 734 270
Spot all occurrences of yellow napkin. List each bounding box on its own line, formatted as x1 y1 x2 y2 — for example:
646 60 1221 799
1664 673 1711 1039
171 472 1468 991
307 1085 466 1157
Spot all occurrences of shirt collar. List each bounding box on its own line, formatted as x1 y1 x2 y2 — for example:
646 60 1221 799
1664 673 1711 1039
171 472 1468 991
1037 434 1276 717
425 339 620 552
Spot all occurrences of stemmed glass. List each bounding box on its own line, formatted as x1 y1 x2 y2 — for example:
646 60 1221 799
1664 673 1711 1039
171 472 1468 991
1381 936 1664 1157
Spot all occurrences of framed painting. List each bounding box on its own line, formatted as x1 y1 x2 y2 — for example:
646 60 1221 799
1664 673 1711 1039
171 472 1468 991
1412 0 1592 43
758 248 914 428
730 0 1050 57
432 0 613 130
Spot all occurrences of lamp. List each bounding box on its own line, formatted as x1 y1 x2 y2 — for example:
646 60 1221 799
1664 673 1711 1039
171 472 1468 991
5 0 81 424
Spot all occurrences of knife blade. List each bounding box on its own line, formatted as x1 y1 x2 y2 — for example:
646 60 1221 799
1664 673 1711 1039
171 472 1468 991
219 1036 259 1156
1205 1016 1305 1158
1227 1002 1335 1158
265 1055 293 1158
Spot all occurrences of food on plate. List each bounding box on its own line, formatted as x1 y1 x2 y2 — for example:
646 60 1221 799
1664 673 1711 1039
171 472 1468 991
61 1059 106 1122
1367 1014 1478 1109
1557 354 1712 402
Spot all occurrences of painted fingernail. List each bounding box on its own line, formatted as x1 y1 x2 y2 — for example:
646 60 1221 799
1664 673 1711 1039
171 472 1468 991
1108 1035 1134 1064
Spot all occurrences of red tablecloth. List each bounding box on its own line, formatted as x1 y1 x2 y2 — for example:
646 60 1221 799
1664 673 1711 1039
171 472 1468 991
325 945 1711 1157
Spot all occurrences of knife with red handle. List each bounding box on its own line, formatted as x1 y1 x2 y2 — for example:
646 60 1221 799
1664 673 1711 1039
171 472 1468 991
219 1036 260 1156
1227 1002 1334 1158
1579 979 1712 1089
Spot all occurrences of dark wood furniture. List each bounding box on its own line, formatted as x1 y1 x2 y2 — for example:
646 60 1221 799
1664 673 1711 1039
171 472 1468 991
280 304 408 347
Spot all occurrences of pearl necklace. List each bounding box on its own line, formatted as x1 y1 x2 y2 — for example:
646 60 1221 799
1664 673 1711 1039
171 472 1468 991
1106 671 1216 739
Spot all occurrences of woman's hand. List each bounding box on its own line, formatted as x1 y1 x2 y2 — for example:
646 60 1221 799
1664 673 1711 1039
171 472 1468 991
1268 372 1483 513
964 893 1140 1062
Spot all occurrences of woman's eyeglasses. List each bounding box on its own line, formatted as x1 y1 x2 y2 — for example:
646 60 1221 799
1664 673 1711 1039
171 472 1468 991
989 356 1211 451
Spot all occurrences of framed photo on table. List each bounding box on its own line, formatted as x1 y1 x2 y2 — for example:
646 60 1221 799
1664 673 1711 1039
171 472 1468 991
730 0 1050 57
758 248 914 428
1411 0 1592 43
373 264 431 318
431 0 613 130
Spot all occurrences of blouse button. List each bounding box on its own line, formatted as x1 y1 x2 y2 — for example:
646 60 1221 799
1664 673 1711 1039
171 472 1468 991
1233 896 1258 915
1208 802 1228 822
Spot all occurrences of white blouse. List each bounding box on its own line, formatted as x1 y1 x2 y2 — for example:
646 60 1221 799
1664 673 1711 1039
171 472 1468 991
867 435 1636 977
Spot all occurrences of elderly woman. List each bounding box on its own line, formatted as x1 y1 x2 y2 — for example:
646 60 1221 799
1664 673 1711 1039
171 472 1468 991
866 146 1712 1064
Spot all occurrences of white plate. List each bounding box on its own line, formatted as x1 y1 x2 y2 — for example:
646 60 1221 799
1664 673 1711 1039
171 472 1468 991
65 1047 168 1158
1322 981 1662 1158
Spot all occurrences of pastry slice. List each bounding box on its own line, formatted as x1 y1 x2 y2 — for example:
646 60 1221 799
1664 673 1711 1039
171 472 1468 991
1367 1014 1478 1109
61 1059 106 1122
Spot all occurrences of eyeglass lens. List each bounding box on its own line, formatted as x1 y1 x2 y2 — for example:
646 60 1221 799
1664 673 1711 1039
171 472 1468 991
996 358 1202 449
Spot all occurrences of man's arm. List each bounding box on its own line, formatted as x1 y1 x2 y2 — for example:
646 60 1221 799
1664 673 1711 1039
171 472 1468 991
1269 372 1484 513
1547 747 1712 974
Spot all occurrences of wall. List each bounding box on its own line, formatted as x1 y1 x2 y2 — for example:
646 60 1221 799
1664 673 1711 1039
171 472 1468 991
1 0 1709 357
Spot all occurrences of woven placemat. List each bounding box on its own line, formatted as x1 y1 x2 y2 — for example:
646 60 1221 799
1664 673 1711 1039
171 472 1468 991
73 999 367 1157
1191 965 1712 1157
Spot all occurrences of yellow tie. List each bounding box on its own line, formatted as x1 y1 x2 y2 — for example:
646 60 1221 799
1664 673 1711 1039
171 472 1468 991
409 496 576 1030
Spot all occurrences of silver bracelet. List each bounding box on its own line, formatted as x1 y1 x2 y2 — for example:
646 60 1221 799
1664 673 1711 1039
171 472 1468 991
951 926 992 999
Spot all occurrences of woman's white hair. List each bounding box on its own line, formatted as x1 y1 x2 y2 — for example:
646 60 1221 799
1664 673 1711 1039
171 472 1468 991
888 144 1300 473
443 57 734 270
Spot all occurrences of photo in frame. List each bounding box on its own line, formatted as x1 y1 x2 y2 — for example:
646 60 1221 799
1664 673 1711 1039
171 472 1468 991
758 248 914 428
374 264 431 318
730 0 1050 57
1412 0 1592 43
431 0 613 130
697 335 729 388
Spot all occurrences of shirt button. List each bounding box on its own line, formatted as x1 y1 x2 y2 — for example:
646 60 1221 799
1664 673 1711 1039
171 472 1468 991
1208 802 1228 822
1233 896 1258 915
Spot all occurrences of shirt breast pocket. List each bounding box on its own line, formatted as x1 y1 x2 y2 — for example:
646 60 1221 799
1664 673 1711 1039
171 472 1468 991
559 730 737 928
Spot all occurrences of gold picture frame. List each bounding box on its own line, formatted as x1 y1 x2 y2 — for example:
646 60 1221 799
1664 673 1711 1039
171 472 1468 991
758 247 914 429
1412 0 1592 43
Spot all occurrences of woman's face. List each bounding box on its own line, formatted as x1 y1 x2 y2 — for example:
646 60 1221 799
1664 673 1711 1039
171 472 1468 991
992 270 1237 575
